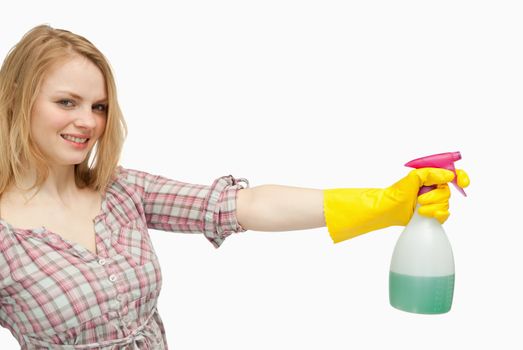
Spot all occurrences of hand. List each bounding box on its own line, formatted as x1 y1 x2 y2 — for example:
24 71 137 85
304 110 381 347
323 168 470 243
414 168 470 223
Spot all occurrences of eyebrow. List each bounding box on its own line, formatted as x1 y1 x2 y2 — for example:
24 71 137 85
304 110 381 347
55 90 108 103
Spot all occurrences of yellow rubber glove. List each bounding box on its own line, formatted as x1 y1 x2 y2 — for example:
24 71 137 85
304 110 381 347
324 168 470 243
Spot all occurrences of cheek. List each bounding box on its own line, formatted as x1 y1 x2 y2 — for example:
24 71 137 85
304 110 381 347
32 103 69 131
96 117 107 136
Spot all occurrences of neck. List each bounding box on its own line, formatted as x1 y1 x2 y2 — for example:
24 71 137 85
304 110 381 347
9 164 81 207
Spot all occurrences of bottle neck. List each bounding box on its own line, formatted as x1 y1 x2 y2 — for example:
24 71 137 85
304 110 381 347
410 203 440 226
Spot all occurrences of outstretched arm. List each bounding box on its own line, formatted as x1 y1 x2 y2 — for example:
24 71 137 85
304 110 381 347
236 185 326 232
235 168 470 243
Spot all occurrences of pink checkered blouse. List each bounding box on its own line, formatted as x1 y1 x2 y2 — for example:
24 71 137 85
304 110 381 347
0 166 249 349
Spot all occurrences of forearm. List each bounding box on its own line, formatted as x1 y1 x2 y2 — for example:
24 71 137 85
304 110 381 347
236 185 326 231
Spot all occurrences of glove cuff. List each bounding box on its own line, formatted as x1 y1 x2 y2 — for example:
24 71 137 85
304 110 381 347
323 188 383 243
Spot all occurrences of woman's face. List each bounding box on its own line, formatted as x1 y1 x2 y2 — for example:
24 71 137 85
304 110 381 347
30 55 107 167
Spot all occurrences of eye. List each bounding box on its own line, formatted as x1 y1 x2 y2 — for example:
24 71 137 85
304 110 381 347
93 104 108 113
57 99 75 108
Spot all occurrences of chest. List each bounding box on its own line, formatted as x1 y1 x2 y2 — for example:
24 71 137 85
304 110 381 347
40 213 98 256
0 192 102 256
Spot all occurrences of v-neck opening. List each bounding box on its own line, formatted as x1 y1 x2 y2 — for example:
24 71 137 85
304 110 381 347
0 187 111 260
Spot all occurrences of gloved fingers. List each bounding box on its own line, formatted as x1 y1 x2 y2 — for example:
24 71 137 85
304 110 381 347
456 169 470 188
417 184 450 205
418 202 450 223
434 210 450 224
411 168 455 186
391 168 453 196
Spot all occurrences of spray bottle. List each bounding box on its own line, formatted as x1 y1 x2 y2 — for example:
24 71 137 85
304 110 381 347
389 151 466 314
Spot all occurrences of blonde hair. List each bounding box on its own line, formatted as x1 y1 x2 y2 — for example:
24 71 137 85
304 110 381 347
0 24 127 200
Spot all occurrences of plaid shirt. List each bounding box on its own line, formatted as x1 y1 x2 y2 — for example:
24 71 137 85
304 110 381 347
0 166 248 349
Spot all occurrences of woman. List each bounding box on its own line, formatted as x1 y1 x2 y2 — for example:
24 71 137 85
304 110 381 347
0 25 468 349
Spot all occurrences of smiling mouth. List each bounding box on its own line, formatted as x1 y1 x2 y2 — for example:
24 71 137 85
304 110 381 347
60 134 90 144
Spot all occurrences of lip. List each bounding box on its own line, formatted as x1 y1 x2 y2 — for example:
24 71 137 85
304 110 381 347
61 134 90 149
61 133 91 139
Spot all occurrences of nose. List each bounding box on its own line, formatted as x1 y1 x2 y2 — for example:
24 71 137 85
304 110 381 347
74 106 98 130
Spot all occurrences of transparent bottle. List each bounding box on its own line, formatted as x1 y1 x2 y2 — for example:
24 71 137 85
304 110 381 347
389 204 455 314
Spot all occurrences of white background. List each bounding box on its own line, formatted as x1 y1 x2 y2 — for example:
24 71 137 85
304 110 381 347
1 0 522 349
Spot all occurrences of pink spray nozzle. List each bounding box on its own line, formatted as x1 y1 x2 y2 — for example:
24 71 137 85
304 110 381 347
405 151 467 197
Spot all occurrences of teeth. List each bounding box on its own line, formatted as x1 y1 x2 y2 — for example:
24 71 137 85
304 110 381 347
62 134 88 144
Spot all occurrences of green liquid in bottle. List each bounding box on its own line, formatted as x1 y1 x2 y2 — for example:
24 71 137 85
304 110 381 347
389 272 455 314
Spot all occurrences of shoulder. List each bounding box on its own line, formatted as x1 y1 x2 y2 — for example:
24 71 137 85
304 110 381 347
113 166 158 185
110 166 161 197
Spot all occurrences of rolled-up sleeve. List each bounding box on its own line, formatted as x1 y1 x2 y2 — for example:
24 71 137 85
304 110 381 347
201 175 250 248
117 167 249 248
